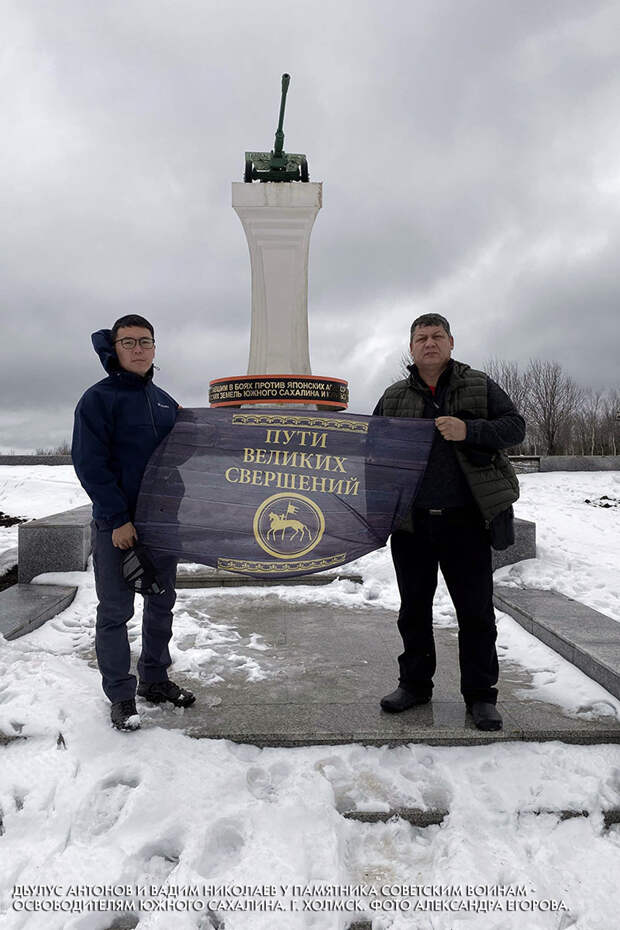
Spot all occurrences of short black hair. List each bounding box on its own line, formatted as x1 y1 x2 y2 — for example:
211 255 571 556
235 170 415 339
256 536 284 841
111 314 154 339
410 313 451 339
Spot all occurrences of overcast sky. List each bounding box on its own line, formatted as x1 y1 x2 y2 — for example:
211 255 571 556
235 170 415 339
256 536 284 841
1 0 619 450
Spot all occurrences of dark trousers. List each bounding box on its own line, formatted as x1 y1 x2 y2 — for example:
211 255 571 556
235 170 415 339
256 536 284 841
390 510 498 704
91 522 178 703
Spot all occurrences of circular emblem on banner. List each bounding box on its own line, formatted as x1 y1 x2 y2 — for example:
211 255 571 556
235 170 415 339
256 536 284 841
253 493 325 560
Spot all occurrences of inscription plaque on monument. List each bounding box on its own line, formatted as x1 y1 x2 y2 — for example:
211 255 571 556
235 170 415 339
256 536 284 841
209 375 349 407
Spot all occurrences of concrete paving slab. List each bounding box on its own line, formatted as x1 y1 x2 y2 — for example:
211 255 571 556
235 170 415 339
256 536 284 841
494 586 620 701
0 583 77 641
104 594 620 746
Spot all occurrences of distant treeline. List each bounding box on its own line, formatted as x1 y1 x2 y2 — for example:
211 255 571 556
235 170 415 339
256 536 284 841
35 440 71 456
484 359 618 456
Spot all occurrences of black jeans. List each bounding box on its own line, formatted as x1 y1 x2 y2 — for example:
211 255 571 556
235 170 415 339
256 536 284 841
390 509 498 704
91 522 178 703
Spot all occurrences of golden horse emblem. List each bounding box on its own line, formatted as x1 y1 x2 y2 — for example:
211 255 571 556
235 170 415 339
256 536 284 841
254 493 325 559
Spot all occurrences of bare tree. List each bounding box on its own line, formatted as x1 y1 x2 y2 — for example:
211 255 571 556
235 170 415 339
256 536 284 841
601 389 619 455
573 389 604 455
484 357 532 452
485 358 529 414
525 360 583 455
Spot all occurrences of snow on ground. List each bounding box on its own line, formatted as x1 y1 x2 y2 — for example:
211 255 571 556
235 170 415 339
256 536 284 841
0 466 90 520
1 614 620 930
1 467 620 928
498 471 620 621
0 466 90 564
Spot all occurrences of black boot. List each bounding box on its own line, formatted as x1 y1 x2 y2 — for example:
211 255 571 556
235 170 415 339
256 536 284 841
467 701 503 731
380 686 432 713
138 680 196 708
110 698 141 731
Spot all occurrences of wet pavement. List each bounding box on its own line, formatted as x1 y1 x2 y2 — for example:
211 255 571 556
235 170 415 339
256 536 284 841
119 590 620 746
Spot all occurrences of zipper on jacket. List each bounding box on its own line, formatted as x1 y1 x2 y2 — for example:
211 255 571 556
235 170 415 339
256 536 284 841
145 389 158 438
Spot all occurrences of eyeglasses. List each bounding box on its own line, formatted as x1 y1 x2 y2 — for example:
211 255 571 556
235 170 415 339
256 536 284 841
114 337 155 349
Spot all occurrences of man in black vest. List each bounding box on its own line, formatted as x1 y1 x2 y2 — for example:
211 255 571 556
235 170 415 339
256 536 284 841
373 313 525 730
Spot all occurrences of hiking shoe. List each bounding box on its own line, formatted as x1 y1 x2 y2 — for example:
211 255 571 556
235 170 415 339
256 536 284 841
137 680 196 708
466 701 503 731
110 699 141 731
380 686 432 713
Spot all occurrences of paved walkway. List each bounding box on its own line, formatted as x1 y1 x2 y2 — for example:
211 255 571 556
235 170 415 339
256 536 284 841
105 591 620 746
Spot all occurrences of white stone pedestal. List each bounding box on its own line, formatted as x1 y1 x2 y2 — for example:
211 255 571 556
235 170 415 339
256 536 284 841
232 181 322 375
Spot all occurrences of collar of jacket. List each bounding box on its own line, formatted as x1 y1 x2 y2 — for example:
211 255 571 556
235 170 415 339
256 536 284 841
407 358 458 391
111 367 154 389
407 358 468 392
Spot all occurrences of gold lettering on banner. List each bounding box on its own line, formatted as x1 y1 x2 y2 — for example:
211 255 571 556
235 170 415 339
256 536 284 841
225 468 359 496
242 447 348 473
218 554 347 574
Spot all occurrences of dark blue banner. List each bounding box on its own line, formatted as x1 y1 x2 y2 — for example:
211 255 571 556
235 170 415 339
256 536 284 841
134 409 433 578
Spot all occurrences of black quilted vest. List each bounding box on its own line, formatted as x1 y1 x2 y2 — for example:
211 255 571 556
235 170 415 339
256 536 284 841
381 360 519 522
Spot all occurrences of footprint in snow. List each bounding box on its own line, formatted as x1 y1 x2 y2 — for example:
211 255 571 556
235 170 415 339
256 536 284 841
70 772 140 842
138 836 183 884
246 761 290 800
195 818 245 877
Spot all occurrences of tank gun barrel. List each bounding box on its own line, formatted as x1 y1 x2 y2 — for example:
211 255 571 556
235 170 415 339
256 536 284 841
273 73 290 157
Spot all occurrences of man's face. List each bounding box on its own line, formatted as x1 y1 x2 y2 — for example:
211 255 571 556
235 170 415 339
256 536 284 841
410 324 454 368
114 326 155 376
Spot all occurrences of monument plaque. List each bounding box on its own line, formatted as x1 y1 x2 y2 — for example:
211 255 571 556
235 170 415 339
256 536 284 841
209 74 348 410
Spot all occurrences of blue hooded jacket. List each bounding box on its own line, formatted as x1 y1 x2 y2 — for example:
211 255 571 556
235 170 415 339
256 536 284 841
72 330 179 529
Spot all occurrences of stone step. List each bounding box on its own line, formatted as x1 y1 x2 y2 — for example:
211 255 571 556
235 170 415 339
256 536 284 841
342 807 620 829
494 586 620 701
343 807 447 826
18 504 91 583
0 583 77 641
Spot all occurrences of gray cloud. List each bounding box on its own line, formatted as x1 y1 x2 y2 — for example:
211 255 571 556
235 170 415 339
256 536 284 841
1 0 619 450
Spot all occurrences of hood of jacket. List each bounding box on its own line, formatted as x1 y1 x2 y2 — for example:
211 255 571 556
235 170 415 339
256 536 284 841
91 329 153 382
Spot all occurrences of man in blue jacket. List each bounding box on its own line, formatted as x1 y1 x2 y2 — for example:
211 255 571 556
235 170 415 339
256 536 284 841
72 314 195 731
